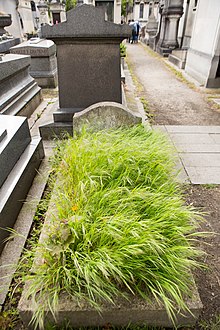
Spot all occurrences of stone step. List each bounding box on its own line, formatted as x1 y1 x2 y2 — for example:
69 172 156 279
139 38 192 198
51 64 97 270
0 116 31 187
0 82 41 117
0 136 44 254
0 78 34 113
0 54 42 117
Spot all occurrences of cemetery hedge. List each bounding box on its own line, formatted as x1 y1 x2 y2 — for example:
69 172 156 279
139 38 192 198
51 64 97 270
25 125 204 329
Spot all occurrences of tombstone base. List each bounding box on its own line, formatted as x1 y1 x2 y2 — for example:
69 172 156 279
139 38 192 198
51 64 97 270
156 46 173 57
53 108 84 122
39 121 73 140
31 70 58 89
168 49 188 69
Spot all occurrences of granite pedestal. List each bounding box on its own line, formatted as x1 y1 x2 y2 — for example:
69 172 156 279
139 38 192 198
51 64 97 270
10 38 58 88
0 115 44 254
0 54 42 117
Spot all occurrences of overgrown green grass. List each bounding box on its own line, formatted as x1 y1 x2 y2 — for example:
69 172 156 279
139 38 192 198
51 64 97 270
25 125 204 329
199 314 220 330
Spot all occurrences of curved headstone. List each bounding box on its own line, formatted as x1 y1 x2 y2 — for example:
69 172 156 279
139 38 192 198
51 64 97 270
73 101 142 134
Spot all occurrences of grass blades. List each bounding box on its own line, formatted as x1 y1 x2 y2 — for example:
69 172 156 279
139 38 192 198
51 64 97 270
25 125 204 329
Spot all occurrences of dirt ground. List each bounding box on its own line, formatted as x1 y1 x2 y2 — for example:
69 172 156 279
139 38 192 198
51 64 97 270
184 185 220 329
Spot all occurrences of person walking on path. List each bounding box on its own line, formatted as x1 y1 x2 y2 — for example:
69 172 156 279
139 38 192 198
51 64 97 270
126 42 220 126
129 19 136 44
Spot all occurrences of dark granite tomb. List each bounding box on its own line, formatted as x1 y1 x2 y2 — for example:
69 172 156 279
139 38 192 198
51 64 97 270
0 115 44 254
40 4 131 138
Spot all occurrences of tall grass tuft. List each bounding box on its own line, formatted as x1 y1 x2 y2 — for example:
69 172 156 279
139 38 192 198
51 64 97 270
25 125 204 329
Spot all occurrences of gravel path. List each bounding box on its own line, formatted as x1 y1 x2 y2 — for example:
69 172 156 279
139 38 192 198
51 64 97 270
126 42 220 126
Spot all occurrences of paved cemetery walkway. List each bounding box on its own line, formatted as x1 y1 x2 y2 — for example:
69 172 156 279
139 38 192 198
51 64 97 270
125 42 220 184
126 42 220 126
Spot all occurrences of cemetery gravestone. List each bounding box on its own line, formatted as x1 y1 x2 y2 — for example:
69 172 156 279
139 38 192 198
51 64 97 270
39 4 131 138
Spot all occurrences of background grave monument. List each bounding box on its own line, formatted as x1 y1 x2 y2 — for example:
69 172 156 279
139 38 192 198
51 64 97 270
10 38 58 88
144 1 158 49
0 12 20 53
156 0 184 56
39 4 131 138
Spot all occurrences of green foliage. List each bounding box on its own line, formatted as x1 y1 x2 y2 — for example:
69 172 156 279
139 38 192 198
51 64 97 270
121 0 133 18
199 314 220 330
0 309 19 330
120 43 127 57
202 184 219 189
65 0 77 11
25 125 204 329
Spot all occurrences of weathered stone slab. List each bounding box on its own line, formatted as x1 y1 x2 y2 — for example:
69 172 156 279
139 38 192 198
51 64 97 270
180 153 220 167
170 133 214 145
154 125 220 184
210 133 220 144
19 280 202 329
174 143 220 153
73 102 142 134
185 166 220 184
165 125 220 133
